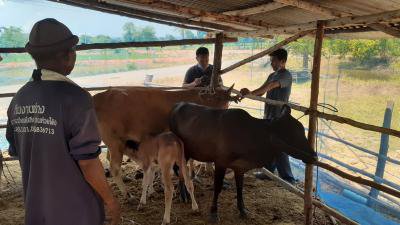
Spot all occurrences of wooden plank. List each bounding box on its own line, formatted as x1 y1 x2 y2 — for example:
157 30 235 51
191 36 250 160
262 168 359 225
226 9 400 37
274 0 351 17
223 2 286 16
210 33 224 89
230 88 400 138
220 30 313 75
316 161 400 199
0 38 237 53
368 23 400 37
106 0 276 29
306 20 324 225
280 0 400 38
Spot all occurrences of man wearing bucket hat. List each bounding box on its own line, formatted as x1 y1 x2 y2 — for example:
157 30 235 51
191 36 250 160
6 18 120 225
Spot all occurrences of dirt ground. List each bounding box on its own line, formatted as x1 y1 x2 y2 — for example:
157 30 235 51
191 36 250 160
0 158 333 225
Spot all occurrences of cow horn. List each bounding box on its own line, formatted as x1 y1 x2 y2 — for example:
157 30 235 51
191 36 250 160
227 84 235 93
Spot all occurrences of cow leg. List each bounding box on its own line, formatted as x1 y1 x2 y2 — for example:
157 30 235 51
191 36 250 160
180 159 198 211
147 167 156 196
138 166 152 210
209 166 226 223
234 171 247 219
104 150 111 177
109 143 128 198
160 161 174 225
174 164 190 203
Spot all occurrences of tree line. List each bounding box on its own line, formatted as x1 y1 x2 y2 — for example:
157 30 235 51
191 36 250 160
1 23 399 68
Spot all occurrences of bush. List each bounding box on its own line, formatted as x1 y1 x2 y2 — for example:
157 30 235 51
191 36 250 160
127 63 137 70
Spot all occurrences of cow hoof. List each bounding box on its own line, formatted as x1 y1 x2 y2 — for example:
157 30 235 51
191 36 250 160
137 203 145 211
208 213 219 223
161 219 170 225
192 176 202 184
222 180 231 190
127 195 137 205
192 203 199 211
135 171 144 179
104 168 111 178
239 209 249 219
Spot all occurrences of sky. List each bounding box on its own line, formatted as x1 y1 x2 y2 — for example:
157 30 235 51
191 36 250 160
0 0 183 38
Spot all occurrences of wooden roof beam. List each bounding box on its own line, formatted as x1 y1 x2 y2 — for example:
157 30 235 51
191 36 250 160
276 0 400 38
368 23 400 38
58 0 241 31
226 9 400 37
223 2 286 17
107 0 277 30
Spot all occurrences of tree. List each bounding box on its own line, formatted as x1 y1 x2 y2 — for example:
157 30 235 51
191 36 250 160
79 35 93 44
0 26 28 47
196 31 207 39
92 35 113 43
139 26 157 41
163 34 176 40
184 30 195 39
288 38 314 70
123 22 137 42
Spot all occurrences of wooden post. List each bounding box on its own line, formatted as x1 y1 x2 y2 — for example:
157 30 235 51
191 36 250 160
305 20 324 225
368 101 394 206
210 32 224 90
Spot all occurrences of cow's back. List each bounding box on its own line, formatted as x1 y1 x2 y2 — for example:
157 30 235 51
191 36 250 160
170 103 277 170
93 87 226 144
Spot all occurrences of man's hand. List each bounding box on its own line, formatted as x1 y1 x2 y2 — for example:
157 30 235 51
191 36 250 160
193 77 202 86
79 158 121 225
105 198 121 225
240 88 251 95
239 88 251 100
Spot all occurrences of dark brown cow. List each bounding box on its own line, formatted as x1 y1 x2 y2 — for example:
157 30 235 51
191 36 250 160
93 86 233 198
170 102 317 222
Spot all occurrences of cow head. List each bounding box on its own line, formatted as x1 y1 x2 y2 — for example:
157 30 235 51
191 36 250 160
269 106 317 164
199 84 235 109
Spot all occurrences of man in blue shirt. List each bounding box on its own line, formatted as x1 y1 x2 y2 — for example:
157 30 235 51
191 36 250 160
183 47 222 88
6 18 120 225
240 48 296 184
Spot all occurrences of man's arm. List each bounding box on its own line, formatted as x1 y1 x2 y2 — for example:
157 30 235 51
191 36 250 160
68 96 120 225
79 158 120 225
182 67 202 88
182 78 202 88
252 81 280 96
6 116 17 157
240 80 281 97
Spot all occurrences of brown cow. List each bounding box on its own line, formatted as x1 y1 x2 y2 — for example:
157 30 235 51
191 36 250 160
125 131 198 225
93 86 234 198
170 103 317 222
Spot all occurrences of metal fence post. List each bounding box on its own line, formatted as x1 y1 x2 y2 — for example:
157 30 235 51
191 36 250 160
368 101 394 206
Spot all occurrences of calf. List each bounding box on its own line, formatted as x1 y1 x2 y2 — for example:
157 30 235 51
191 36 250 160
125 132 198 225
170 102 317 222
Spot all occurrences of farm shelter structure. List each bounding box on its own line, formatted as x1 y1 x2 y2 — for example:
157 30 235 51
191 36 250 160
1 0 400 225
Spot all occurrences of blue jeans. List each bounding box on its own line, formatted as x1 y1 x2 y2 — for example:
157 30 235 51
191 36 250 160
265 152 295 183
